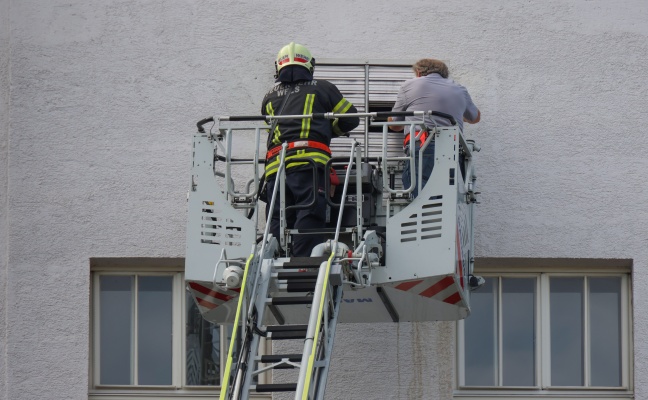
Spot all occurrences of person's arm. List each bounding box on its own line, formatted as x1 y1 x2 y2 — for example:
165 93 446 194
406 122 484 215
388 116 404 131
332 98 359 134
464 109 480 124
328 82 359 135
462 87 480 124
389 85 408 131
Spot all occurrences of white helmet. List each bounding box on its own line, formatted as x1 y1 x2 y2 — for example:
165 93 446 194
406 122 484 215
275 42 315 73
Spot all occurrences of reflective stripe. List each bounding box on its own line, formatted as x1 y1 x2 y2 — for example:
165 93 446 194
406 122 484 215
332 98 352 114
331 98 353 136
265 151 331 176
300 94 315 139
331 119 344 136
266 102 281 145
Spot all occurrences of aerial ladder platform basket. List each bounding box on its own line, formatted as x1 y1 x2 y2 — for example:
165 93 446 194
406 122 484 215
185 110 480 399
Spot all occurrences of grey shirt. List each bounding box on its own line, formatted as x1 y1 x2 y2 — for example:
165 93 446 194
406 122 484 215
391 73 479 133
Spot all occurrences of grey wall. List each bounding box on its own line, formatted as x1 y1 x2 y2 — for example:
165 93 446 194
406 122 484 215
2 0 648 399
1 0 10 397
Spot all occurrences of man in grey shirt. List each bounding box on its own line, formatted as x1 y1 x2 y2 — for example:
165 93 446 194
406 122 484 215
389 58 480 197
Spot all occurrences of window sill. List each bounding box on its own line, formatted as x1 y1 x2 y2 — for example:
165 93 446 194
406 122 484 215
89 388 270 400
453 388 634 399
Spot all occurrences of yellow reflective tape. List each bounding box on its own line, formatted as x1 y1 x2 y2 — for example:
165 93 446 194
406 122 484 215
300 94 315 139
266 150 331 166
219 253 255 400
266 150 331 167
301 252 335 400
266 102 281 145
339 101 352 114
264 151 331 174
332 98 351 114
332 119 345 136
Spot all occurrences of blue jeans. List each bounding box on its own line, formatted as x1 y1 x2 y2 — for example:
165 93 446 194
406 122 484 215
402 142 435 199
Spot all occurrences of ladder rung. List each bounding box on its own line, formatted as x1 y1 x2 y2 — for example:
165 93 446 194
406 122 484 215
259 353 302 363
270 296 313 305
268 331 307 339
266 324 308 340
259 353 302 362
281 256 328 269
284 282 316 292
254 383 297 393
266 324 308 332
277 271 319 280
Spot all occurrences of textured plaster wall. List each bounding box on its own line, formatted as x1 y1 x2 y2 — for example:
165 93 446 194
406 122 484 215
2 1 648 399
1 0 10 398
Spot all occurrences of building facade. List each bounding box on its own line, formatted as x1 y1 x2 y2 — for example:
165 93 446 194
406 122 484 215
1 1 647 399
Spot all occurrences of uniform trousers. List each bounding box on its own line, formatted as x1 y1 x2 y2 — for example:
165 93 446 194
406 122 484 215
265 167 327 257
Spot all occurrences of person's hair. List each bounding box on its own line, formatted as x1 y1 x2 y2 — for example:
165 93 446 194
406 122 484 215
413 59 449 79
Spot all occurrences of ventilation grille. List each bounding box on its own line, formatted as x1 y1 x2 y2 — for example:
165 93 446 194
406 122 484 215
199 201 244 246
399 195 443 243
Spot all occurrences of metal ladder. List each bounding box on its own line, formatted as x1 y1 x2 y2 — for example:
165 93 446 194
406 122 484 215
220 251 344 400
219 141 357 400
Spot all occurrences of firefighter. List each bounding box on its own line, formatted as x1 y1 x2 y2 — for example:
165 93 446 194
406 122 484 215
262 42 359 256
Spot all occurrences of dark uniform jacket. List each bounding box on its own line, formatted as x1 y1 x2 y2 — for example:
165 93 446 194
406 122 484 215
261 68 359 177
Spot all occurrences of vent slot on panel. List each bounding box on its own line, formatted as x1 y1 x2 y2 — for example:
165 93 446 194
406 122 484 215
200 201 244 246
399 195 443 243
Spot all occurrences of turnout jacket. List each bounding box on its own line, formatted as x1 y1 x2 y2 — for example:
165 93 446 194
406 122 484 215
262 77 359 177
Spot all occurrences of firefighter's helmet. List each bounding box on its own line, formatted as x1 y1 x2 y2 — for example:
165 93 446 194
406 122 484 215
275 42 315 73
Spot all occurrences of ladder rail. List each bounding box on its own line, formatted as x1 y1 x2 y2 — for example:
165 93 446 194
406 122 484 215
220 144 288 400
295 253 335 400
296 141 358 399
313 285 343 400
244 143 288 319
237 260 274 400
219 253 254 400
333 141 359 244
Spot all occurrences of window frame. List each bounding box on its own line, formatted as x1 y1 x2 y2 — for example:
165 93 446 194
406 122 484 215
89 258 261 399
455 261 633 399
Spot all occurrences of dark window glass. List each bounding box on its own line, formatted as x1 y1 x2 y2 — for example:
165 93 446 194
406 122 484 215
99 276 133 385
502 278 535 386
464 278 498 386
550 277 584 386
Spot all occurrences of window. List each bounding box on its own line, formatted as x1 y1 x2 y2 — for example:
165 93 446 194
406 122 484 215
97 274 174 385
90 259 244 398
456 261 633 399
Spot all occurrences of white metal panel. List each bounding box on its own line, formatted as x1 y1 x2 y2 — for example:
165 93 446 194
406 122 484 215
368 65 413 102
185 134 256 283
315 64 413 161
378 128 463 283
